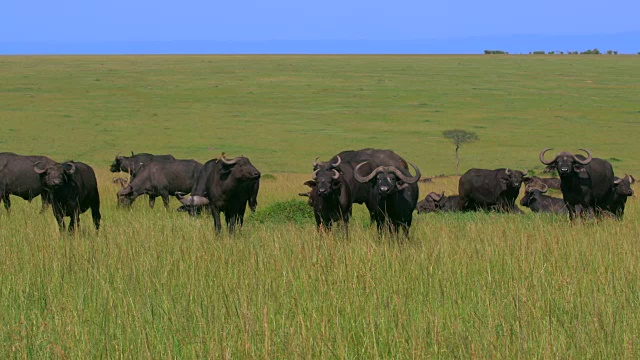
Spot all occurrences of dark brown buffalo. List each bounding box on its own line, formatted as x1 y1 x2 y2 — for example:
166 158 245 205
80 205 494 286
539 148 614 220
416 192 460 213
110 152 176 178
524 176 561 190
117 159 202 208
304 156 352 235
602 175 634 219
519 184 568 215
178 156 260 234
354 159 421 237
458 168 527 213
34 161 101 232
0 152 57 213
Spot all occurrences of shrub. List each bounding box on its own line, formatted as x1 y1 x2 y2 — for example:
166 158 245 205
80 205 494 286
532 51 545 55
250 200 314 224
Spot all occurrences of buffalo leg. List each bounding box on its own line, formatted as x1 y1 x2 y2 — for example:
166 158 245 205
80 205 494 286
2 194 10 213
567 203 576 221
53 207 66 231
226 213 239 234
40 194 51 213
211 207 222 234
68 211 80 233
92 204 101 231
148 195 157 209
161 193 171 209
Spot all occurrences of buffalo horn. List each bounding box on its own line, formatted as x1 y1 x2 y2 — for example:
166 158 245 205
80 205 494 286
220 157 239 165
179 195 210 206
539 148 557 165
312 157 319 168
505 168 511 175
354 162 384 183
540 183 549 193
614 178 623 185
312 169 319 180
331 169 340 180
389 163 421 184
330 155 342 168
522 169 528 176
428 192 443 201
574 148 592 165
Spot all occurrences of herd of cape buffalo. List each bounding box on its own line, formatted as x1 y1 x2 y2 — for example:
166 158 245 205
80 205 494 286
0 148 635 236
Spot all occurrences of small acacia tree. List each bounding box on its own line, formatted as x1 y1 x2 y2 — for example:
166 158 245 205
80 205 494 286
443 129 479 176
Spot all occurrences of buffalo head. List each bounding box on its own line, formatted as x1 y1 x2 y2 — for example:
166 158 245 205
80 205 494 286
220 156 261 181
117 185 135 207
613 176 634 197
354 161 421 197
416 192 444 214
311 156 342 197
110 155 124 173
34 161 76 188
539 148 592 176
500 168 527 190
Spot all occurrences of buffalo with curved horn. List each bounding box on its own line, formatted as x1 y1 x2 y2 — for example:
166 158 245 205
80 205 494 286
539 148 614 220
304 155 352 236
178 156 260 234
354 160 421 237
457 167 527 213
416 191 461 213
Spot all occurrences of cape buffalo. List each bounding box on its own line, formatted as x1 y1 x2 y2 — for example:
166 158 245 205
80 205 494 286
317 148 411 224
178 156 260 234
354 160 421 237
524 176 561 190
519 185 568 215
110 152 176 178
416 192 460 213
305 156 352 235
539 148 614 220
34 161 101 232
602 175 634 219
458 168 527 213
117 159 202 208
0 152 56 213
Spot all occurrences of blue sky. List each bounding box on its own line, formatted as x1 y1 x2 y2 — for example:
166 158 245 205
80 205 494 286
2 0 639 53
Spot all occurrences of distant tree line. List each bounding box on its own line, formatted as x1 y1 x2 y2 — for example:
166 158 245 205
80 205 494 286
484 48 628 55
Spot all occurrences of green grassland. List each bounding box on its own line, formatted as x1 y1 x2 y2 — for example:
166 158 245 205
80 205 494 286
1 55 639 358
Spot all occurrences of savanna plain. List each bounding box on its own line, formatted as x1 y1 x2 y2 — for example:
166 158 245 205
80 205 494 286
1 55 640 358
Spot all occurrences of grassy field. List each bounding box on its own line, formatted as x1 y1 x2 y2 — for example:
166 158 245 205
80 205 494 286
1 55 639 358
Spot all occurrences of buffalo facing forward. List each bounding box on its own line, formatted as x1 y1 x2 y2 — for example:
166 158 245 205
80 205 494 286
539 148 614 220
34 161 101 232
354 160 421 237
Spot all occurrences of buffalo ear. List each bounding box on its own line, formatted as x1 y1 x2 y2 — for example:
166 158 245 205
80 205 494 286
331 179 341 188
33 162 47 174
303 180 317 188
63 162 76 174
573 164 586 172
396 181 409 190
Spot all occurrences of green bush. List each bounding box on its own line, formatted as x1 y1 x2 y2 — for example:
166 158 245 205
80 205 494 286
251 199 314 224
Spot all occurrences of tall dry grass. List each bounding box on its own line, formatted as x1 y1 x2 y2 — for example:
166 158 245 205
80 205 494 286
1 170 638 358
